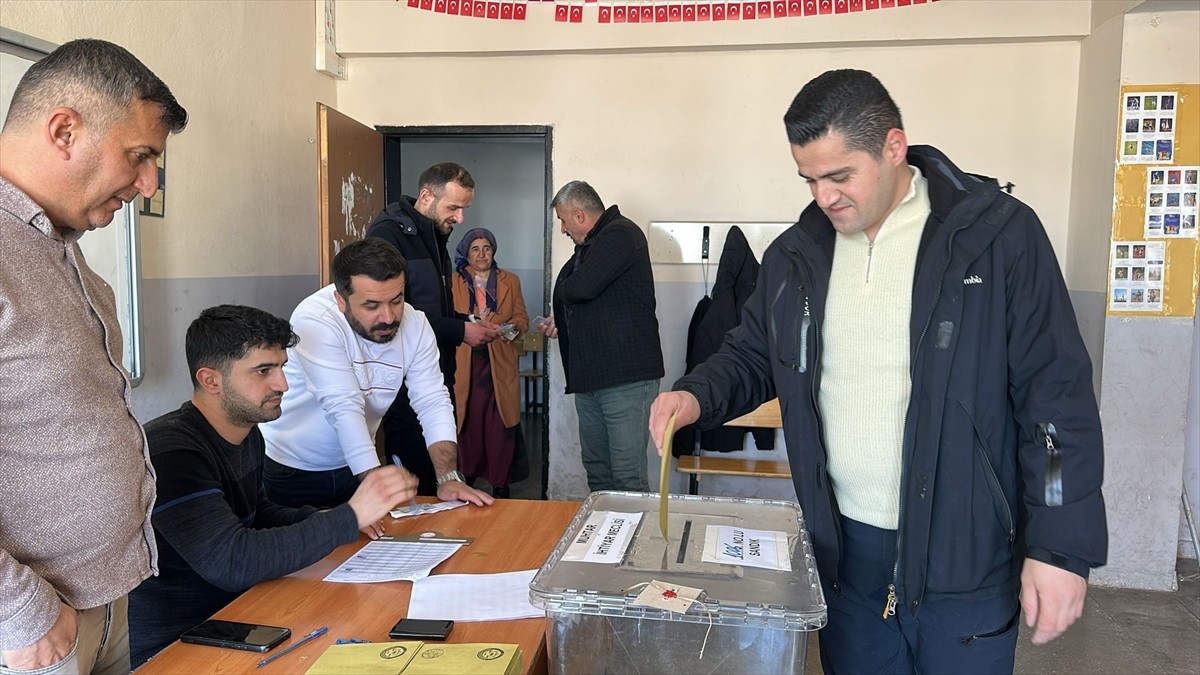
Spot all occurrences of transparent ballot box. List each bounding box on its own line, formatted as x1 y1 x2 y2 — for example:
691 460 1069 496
529 492 826 675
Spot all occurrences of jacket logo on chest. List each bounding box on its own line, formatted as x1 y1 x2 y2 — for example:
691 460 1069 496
963 275 983 285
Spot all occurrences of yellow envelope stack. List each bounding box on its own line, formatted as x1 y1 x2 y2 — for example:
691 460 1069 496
305 642 521 675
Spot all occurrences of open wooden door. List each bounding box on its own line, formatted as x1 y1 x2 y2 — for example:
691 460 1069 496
316 103 385 286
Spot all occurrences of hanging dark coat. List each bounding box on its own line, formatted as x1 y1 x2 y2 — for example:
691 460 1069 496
672 226 775 456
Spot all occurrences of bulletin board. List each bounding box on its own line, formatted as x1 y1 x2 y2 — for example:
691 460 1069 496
1108 84 1199 318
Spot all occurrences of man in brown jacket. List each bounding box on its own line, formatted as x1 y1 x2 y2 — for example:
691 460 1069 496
0 39 187 674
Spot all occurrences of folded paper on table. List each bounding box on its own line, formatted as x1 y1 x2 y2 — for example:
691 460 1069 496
408 570 542 622
306 642 521 675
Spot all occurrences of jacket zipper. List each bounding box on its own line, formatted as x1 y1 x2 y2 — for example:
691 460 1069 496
884 192 1001 620
1038 422 1064 507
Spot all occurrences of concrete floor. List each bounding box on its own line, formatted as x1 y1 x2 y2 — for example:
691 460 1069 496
506 414 1200 674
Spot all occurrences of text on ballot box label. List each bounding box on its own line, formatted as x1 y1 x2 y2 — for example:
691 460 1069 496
562 511 643 563
701 525 792 571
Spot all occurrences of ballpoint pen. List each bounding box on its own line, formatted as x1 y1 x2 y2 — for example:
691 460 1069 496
392 454 418 512
256 625 327 669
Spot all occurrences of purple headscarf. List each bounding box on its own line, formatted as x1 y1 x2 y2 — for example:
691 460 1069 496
455 227 499 314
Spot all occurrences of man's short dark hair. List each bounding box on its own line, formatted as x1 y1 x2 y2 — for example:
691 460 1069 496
4 38 188 134
550 180 605 215
333 238 408 299
783 69 902 157
185 305 297 388
418 162 475 195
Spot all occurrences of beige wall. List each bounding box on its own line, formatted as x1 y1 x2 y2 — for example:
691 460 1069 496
1 0 336 280
334 2 1093 499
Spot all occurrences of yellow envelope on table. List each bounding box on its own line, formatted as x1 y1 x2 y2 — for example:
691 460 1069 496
305 641 422 674
402 643 522 675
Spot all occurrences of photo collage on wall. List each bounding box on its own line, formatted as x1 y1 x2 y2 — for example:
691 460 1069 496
1145 166 1199 238
1121 92 1177 164
1109 241 1165 311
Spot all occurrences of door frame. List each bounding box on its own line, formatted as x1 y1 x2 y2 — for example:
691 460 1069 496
376 124 554 499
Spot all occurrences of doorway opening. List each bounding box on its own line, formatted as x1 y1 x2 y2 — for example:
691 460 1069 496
378 125 553 499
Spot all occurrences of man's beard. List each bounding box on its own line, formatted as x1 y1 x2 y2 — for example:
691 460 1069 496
221 389 282 427
345 309 400 344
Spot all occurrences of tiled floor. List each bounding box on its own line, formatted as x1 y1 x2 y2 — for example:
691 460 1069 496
503 414 1200 674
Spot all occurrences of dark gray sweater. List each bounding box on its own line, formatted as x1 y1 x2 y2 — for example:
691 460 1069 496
128 402 359 667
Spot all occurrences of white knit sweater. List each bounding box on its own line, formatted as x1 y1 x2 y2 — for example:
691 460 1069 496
818 166 930 530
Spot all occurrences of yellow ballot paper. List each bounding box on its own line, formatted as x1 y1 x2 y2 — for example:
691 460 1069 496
305 641 421 674
402 643 522 675
658 413 677 541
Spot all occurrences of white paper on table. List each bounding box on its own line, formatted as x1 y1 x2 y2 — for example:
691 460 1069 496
389 499 468 519
407 569 543 622
561 511 642 563
323 540 461 583
701 525 792 571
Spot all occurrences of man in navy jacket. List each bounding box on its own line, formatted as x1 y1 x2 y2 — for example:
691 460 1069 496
650 70 1106 674
367 163 502 494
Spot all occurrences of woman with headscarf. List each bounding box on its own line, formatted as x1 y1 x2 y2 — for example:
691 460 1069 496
451 228 530 498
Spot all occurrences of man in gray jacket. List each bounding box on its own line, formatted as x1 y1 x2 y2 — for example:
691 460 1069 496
0 40 187 673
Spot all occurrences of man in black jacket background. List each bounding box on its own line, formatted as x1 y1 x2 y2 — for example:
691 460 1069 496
367 163 502 494
540 181 664 492
650 70 1106 674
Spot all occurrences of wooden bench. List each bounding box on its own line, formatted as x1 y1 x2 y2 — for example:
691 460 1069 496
674 398 791 494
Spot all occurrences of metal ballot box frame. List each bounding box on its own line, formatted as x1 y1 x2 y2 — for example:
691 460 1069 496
529 492 826 675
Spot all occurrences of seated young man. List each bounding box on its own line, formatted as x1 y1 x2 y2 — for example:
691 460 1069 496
128 305 418 668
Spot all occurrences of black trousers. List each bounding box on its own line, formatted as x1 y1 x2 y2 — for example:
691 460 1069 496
382 383 440 496
262 456 358 508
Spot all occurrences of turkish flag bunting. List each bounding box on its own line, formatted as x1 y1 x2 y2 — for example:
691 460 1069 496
641 5 653 21
434 0 446 12
669 4 682 21
407 0 420 7
742 2 755 19
713 2 725 19
865 0 878 7
835 0 847 12
599 4 611 21
913 0 928 3
849 0 862 10
788 0 800 16
514 1 526 18
447 0 458 11
881 0 895 7
627 3 640 21
698 3 710 19
461 0 474 15
487 1 499 18
819 0 832 13
501 2 514 18
655 5 667 22
554 2 568 20
683 4 696 20
758 1 770 18
613 4 626 21
420 0 432 9
726 2 740 19
569 4 583 20
772 0 785 17
803 0 816 14
897 0 911 5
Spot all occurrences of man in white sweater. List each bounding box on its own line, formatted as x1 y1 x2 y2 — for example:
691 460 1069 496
261 237 492 509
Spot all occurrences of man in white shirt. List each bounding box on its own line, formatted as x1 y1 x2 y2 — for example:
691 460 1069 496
261 237 492 508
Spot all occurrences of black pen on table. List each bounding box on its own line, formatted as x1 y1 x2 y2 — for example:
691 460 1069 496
256 625 327 669
392 454 418 511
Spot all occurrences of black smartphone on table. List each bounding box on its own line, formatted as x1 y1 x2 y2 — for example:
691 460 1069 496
388 618 454 641
179 619 291 652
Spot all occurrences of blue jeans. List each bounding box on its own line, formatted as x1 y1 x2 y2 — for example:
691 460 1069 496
819 518 1019 675
262 456 358 508
574 379 659 492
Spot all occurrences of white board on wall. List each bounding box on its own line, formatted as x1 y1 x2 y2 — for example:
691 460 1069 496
648 221 793 264
1 28 144 384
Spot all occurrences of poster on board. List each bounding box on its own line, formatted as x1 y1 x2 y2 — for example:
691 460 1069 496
1120 91 1177 164
1144 166 1198 238
1109 241 1165 312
